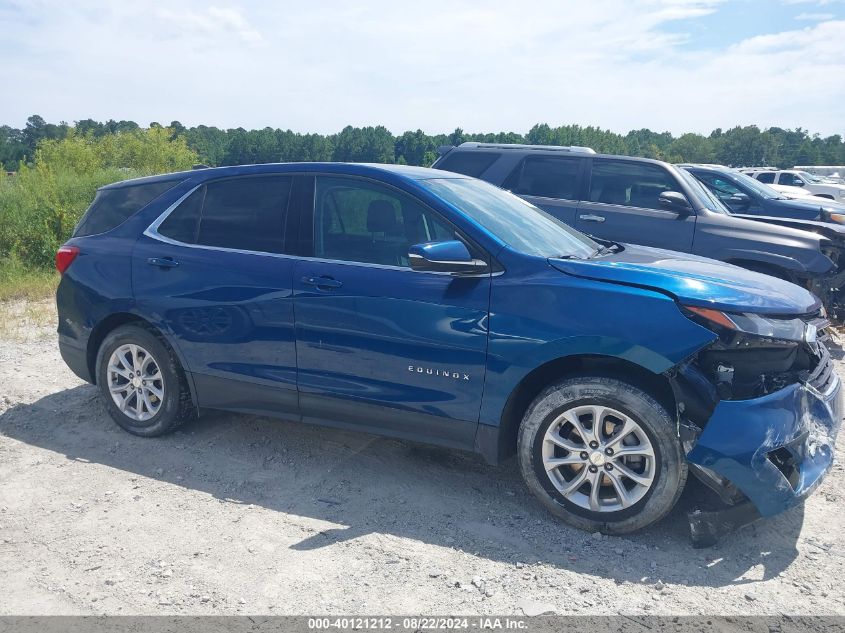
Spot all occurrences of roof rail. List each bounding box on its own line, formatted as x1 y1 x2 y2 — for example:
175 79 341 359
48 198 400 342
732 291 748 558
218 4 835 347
457 142 596 154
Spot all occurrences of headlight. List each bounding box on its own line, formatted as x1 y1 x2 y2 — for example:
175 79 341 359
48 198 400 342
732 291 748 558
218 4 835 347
685 306 811 343
821 207 845 223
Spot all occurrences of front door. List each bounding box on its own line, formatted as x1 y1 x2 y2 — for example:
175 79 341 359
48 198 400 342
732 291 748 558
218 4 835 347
575 159 696 251
292 175 491 448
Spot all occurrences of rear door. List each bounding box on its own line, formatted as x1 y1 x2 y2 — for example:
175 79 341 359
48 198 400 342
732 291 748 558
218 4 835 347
133 174 299 415
502 155 586 227
291 174 491 448
575 159 696 251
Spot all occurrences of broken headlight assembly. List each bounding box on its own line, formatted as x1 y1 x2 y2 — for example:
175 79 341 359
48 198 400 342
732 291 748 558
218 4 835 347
682 306 827 400
685 307 817 344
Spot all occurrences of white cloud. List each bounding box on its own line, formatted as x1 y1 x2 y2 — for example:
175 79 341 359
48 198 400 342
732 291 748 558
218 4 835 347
153 6 263 44
783 0 840 5
795 11 837 19
0 1 843 137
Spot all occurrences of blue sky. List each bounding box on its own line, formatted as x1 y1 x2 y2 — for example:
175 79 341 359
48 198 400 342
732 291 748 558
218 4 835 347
1 0 843 136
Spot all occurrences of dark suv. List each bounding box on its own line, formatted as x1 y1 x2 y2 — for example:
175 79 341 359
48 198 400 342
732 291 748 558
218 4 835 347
433 143 845 317
56 162 841 539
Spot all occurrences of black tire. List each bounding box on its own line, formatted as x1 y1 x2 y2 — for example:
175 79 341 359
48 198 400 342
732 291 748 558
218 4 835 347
95 324 195 437
517 376 687 534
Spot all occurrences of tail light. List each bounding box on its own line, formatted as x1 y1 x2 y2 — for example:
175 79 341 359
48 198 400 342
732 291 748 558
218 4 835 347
55 245 80 274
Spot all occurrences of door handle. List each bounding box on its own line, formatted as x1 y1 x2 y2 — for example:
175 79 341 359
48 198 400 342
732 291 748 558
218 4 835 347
579 214 606 223
147 257 180 268
301 275 343 290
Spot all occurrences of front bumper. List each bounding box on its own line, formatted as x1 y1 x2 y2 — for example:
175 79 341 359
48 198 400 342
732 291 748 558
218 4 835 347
686 357 843 517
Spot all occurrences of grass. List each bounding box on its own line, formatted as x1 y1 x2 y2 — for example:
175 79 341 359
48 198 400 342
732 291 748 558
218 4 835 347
0 259 58 341
0 258 59 302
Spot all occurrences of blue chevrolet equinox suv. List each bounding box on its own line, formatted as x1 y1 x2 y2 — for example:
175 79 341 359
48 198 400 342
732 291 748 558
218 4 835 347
56 163 842 536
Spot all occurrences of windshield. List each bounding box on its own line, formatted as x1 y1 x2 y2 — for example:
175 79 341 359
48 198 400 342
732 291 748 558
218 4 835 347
730 170 781 199
797 171 824 183
676 168 731 214
419 177 599 259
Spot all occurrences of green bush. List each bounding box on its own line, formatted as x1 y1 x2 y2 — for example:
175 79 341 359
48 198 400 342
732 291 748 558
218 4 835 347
0 128 197 271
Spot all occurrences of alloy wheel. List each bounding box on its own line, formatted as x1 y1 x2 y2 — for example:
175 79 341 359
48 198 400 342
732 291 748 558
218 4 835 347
541 404 656 512
106 343 165 422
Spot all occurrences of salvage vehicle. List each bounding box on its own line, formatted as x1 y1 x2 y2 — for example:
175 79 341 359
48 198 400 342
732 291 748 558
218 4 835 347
681 164 845 224
433 144 845 319
57 163 842 540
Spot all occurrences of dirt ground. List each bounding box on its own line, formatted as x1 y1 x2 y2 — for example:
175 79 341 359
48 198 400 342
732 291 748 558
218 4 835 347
1 299 844 616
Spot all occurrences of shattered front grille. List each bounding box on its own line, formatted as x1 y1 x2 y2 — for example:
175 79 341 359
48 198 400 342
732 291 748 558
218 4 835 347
806 344 836 394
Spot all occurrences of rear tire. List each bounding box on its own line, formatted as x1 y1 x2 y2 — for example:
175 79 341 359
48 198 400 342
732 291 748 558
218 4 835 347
95 324 195 437
517 376 686 534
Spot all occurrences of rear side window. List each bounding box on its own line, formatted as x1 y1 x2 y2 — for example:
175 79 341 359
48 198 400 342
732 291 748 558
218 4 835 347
589 161 682 211
158 188 204 243
435 152 500 178
755 172 775 184
503 157 582 200
156 176 292 254
75 180 179 236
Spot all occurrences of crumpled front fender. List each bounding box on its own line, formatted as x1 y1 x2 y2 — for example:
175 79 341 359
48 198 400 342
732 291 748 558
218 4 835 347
686 373 843 517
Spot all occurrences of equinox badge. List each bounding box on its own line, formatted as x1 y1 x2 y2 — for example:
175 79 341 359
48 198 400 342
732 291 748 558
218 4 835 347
409 365 470 381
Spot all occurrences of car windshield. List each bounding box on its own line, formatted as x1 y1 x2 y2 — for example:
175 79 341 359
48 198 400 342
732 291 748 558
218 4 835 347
797 171 824 183
419 177 599 259
730 170 781 199
675 168 731 214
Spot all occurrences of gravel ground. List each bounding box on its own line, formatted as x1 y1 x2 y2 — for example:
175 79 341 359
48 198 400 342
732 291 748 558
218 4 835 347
1 299 845 616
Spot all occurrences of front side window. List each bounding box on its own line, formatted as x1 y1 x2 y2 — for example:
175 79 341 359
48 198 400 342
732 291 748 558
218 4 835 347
588 161 683 211
696 174 744 199
504 156 582 200
314 177 458 267
779 173 800 186
155 176 292 254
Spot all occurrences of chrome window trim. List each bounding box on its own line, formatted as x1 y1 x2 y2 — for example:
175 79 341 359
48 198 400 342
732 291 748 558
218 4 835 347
143 184 296 261
143 183 496 276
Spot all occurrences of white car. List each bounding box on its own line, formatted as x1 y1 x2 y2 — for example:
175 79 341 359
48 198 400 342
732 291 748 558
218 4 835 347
768 183 823 200
741 169 845 201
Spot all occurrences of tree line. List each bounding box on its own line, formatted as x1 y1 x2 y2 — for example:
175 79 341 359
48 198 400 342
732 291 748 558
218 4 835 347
2 115 844 171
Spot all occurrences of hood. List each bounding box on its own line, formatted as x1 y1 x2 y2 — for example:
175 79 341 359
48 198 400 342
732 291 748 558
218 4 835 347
549 244 820 316
770 184 818 200
732 213 845 243
768 195 845 215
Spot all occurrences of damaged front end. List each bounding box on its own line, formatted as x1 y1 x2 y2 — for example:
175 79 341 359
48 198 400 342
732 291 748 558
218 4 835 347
809 243 845 322
666 307 843 546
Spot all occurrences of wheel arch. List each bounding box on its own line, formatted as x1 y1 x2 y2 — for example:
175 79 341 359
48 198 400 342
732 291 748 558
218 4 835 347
479 354 676 464
86 313 199 411
724 258 793 282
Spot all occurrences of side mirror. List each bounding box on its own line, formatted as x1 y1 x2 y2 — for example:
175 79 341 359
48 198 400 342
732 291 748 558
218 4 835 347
726 193 751 211
794 180 805 187
658 191 692 214
409 240 488 275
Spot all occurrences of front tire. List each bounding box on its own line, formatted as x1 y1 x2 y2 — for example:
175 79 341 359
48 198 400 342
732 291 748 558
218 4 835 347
517 376 686 534
95 324 194 437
